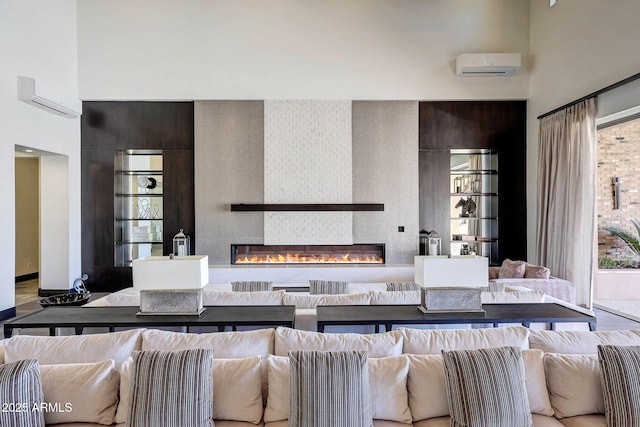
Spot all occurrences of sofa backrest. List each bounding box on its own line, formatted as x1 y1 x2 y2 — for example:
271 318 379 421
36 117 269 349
141 328 275 358
274 326 403 357
3 329 143 367
529 329 640 354
399 325 530 354
203 289 285 305
282 292 371 309
0 339 4 364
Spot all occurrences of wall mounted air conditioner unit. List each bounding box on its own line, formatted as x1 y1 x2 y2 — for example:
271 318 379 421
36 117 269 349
455 53 521 77
17 76 81 118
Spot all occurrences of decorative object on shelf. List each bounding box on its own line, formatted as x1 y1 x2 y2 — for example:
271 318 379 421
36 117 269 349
136 176 157 190
427 230 442 256
419 229 429 255
38 273 91 307
454 177 462 193
454 197 476 218
173 228 191 256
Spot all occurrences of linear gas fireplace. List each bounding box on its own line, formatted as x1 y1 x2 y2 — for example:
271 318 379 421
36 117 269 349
231 244 385 265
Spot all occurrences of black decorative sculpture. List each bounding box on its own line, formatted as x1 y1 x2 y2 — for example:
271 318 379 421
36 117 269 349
455 197 476 217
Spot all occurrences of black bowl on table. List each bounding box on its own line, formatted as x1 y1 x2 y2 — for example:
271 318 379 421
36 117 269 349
38 292 91 308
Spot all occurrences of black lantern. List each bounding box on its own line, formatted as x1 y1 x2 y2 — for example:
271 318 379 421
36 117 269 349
419 229 429 255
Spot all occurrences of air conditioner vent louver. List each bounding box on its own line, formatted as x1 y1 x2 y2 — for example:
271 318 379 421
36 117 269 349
17 76 81 118
456 53 521 77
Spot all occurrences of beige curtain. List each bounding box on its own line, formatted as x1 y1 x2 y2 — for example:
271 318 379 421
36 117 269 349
536 98 597 308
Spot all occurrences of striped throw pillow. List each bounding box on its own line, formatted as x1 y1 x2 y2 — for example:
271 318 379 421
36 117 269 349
231 281 274 292
289 350 372 427
0 359 45 427
127 349 214 427
442 346 533 427
598 345 640 426
308 280 349 295
386 282 421 291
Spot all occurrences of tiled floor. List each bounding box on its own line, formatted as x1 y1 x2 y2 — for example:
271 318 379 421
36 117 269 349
595 300 640 324
4 280 640 334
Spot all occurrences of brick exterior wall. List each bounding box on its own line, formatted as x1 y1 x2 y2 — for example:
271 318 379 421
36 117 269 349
597 117 640 266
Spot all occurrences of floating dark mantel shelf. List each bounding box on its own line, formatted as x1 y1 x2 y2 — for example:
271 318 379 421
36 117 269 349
230 203 384 212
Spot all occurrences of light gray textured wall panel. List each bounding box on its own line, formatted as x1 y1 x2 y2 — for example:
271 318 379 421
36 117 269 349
194 101 264 264
264 100 352 245
352 101 419 264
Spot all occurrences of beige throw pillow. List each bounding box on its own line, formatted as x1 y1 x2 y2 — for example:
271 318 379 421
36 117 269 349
524 264 551 279
544 353 604 418
498 259 527 279
40 360 119 425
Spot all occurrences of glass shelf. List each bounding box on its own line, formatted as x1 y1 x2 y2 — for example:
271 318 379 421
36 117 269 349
450 149 498 264
114 150 164 267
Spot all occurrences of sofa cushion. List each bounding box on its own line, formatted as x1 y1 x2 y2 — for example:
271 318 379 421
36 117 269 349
544 353 604 418
265 354 411 424
231 281 274 292
597 345 640 426
40 360 119 425
498 259 527 279
556 414 607 426
141 328 274 358
407 350 552 421
275 327 403 357
282 292 371 309
3 329 143 367
289 350 371 427
441 346 532 427
525 265 551 279
117 355 264 425
386 282 421 291
414 414 563 427
0 359 45 427
127 349 214 427
530 330 640 354
399 325 530 354
308 280 349 295
481 290 546 304
203 289 285 305
370 290 421 305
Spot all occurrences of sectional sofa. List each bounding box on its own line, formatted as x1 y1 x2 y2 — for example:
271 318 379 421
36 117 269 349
2 326 638 426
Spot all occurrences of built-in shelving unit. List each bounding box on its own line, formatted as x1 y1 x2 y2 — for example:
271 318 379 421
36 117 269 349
449 148 498 264
114 150 164 266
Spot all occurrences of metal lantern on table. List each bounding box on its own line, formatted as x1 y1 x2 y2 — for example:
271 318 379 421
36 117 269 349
419 229 429 255
173 228 191 256
427 230 442 256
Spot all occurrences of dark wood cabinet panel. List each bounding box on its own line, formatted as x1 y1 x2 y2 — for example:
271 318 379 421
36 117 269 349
81 102 194 292
419 101 527 264
419 150 451 255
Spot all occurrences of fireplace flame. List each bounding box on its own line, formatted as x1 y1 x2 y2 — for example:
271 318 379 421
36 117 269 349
235 252 383 264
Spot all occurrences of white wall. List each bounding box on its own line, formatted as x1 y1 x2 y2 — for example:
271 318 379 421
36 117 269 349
528 0 640 262
0 0 80 313
78 0 530 101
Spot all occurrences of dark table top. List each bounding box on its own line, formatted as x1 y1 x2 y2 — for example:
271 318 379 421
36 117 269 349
317 303 596 327
4 305 296 336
